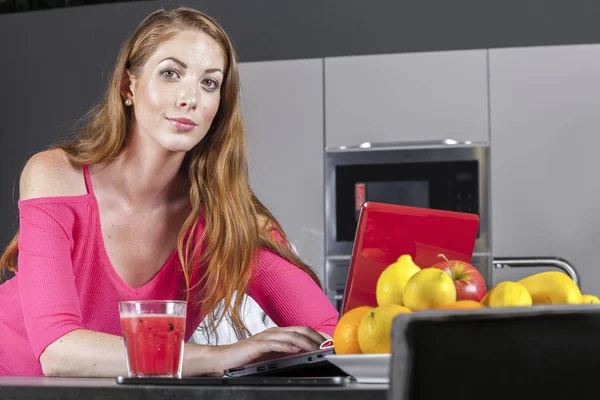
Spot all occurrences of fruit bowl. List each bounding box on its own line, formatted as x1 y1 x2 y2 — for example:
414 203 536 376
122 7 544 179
325 354 391 384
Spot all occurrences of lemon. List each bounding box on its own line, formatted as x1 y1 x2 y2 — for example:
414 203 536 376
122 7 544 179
487 281 532 307
376 255 421 307
402 268 456 310
582 294 600 304
480 290 491 306
357 304 412 354
518 271 582 305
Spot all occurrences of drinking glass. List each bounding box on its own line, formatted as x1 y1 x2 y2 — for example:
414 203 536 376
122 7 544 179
119 300 187 378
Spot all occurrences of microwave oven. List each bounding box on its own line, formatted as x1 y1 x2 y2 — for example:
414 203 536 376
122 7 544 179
324 140 492 310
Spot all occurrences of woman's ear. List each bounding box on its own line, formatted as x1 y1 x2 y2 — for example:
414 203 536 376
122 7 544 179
120 69 136 101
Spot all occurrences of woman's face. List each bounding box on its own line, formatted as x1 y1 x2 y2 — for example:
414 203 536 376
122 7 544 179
127 30 225 153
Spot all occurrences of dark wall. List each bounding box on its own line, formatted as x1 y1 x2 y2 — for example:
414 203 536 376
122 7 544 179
323 0 600 56
2 0 600 251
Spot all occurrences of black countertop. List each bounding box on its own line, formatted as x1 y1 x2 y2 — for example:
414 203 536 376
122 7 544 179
0 377 388 400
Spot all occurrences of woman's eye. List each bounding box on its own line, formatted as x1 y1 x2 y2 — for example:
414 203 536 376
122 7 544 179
160 69 180 80
202 78 220 91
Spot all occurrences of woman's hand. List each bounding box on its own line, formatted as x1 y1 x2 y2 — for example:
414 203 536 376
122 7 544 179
216 326 326 373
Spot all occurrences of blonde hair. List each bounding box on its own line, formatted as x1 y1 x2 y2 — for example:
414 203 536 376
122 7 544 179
0 7 321 340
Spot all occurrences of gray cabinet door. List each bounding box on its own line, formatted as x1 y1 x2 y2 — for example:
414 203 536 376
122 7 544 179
238 58 325 281
489 44 600 293
324 50 489 148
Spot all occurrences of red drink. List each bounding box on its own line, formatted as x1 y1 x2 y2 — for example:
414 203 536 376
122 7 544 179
121 314 185 377
119 301 187 378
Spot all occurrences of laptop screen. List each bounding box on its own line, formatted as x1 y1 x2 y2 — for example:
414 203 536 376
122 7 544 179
342 202 480 313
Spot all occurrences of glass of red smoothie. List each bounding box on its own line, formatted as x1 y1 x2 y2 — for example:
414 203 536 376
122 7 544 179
119 300 187 378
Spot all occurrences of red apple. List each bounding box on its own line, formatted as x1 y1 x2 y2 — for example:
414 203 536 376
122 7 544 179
429 254 487 302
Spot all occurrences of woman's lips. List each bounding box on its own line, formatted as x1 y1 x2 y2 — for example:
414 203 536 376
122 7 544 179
167 117 197 132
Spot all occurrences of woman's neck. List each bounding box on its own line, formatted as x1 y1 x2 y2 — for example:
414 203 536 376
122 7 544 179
96 137 188 209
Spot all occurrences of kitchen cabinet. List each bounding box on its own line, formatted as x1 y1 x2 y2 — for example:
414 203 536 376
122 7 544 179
238 58 326 281
489 44 600 293
324 50 489 148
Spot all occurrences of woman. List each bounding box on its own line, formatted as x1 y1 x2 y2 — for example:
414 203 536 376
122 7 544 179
0 7 338 377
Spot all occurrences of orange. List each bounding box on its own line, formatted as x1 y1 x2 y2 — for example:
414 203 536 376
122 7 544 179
357 304 412 354
332 306 373 354
441 300 485 309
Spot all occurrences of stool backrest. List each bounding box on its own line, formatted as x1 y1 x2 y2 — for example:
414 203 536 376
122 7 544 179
389 305 600 400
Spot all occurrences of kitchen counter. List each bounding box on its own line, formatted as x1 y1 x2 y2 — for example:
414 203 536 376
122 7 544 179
0 376 388 400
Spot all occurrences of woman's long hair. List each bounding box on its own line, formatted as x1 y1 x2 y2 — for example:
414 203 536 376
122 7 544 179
0 7 321 340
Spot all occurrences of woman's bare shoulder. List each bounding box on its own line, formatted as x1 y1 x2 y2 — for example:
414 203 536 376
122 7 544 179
19 149 87 201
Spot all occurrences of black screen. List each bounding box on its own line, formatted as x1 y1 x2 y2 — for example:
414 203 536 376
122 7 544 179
335 160 479 242
363 181 430 212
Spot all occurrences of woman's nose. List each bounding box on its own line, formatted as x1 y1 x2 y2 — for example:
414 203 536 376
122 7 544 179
177 89 197 110
178 96 197 110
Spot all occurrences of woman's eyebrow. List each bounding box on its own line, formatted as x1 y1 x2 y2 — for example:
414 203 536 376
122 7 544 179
159 57 222 75
159 57 187 68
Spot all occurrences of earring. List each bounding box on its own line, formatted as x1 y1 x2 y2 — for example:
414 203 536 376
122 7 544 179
124 99 132 106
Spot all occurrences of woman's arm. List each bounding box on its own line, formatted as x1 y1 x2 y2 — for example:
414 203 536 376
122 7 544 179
40 326 324 377
39 330 127 377
247 247 340 338
40 329 222 377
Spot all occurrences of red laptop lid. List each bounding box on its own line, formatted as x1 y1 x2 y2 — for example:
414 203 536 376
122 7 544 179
341 202 480 314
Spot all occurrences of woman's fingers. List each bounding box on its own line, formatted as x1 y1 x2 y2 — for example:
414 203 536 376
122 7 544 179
219 327 329 373
239 339 301 365
217 340 299 372
257 330 318 352
256 339 303 354
270 326 325 347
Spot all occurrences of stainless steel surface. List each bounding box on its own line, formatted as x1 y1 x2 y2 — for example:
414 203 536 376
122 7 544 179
493 257 581 289
326 255 352 261
469 253 493 290
326 257 353 310
324 140 492 300
325 139 489 152
324 141 491 256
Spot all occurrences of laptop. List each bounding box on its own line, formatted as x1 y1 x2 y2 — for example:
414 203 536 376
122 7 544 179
222 202 479 378
223 339 339 378
221 201 479 377
342 201 480 314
